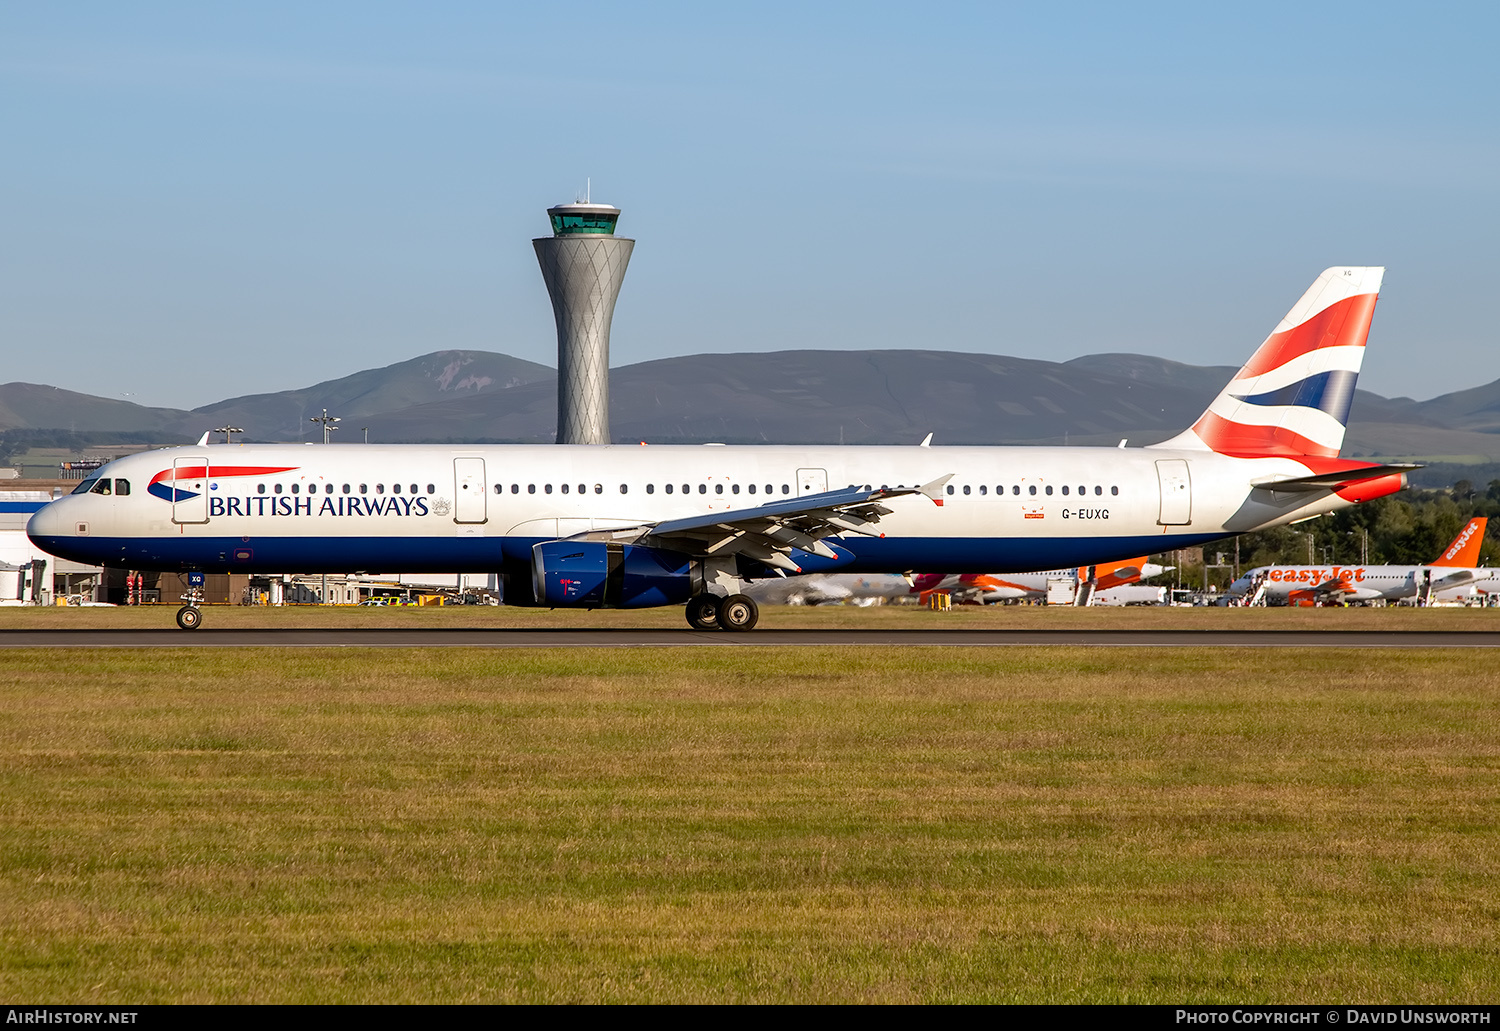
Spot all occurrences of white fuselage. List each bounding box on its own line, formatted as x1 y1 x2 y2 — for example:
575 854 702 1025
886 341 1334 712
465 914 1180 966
28 443 1386 598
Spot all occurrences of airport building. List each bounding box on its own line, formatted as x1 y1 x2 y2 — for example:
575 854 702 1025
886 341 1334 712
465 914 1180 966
533 200 634 445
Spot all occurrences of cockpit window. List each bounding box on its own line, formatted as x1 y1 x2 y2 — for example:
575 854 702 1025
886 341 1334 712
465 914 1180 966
89 479 112 496
71 479 98 495
114 479 130 496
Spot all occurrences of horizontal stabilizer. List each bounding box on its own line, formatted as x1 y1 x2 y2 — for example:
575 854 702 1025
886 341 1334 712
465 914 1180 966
1250 464 1419 493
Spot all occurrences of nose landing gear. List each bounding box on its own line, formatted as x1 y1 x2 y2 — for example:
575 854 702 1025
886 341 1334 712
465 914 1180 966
176 578 205 630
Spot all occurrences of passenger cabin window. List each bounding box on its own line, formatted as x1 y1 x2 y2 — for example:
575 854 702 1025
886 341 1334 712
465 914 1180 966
594 484 602 494
360 484 368 494
1029 485 1037 495
1062 486 1069 495
646 484 654 494
715 484 724 494
1111 486 1119 495
732 484 740 494
427 484 435 494
115 479 130 496
393 483 402 493
528 484 536 494
343 484 351 494
545 484 552 494
71 479 98 495
258 483 266 494
665 483 674 494
560 483 569 494
291 483 300 494
410 484 418 495
946 485 955 495
274 484 283 494
620 484 628 494
376 484 385 494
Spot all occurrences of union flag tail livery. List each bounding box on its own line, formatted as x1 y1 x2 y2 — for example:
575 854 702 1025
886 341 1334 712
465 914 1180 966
1434 518 1487 568
1155 267 1383 458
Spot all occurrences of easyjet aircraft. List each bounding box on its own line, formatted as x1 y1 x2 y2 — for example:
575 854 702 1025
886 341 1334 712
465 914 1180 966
29 266 1411 630
1225 517 1492 605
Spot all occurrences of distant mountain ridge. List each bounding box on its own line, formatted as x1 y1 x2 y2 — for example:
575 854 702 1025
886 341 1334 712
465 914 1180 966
2 347 1497 460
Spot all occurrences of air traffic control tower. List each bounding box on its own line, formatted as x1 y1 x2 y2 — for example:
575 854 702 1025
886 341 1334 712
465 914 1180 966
534 201 634 445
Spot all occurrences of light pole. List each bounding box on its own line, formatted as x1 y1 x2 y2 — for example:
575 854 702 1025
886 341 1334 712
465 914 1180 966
1349 528 1369 565
213 425 244 444
309 410 340 444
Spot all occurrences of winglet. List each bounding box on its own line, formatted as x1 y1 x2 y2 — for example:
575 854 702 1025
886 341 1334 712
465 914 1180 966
919 433 933 448
196 431 211 446
917 474 953 505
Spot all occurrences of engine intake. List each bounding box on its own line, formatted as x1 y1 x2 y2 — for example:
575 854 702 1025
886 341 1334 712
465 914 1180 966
531 541 696 608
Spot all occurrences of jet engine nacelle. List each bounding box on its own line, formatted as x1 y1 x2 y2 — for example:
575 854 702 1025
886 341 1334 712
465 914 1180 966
531 540 696 608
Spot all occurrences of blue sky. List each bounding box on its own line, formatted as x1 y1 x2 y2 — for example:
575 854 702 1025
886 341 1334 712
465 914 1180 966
3 2 1497 409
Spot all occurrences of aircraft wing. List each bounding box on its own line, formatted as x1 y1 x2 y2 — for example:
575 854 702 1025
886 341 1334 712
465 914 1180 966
563 475 952 573
1431 568 1480 588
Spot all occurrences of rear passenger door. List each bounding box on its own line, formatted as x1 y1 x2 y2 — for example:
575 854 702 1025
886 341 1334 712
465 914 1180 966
453 458 487 523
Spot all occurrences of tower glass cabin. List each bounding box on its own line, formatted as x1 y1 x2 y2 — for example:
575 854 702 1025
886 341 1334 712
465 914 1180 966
547 203 621 236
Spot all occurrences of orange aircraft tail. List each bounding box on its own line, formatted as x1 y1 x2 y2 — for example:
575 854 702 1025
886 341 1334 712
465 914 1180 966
1432 518 1487 568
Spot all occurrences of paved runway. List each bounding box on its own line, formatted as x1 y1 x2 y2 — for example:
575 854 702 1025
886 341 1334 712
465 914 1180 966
3 628 1499 648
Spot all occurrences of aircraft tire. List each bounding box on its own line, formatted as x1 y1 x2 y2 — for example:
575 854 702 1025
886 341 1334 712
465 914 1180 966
175 606 203 630
717 594 759 632
685 594 721 630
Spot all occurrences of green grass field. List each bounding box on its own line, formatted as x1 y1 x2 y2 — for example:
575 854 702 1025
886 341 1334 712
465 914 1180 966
2 643 1496 1003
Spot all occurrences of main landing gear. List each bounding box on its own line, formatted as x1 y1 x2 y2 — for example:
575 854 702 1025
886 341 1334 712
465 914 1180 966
684 593 760 632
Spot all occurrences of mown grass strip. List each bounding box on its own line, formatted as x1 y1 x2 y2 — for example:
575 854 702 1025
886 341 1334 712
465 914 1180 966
1 648 1496 1002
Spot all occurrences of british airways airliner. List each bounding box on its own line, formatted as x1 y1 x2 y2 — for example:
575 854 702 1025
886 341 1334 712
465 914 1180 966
28 267 1411 630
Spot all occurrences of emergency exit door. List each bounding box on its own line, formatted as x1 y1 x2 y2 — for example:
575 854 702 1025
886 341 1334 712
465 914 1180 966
797 468 828 496
453 458 487 523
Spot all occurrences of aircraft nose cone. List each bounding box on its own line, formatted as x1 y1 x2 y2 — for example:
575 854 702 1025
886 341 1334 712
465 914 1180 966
26 501 64 542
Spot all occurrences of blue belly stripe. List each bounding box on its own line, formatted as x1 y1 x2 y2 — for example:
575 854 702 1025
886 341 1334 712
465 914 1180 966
30 531 1231 578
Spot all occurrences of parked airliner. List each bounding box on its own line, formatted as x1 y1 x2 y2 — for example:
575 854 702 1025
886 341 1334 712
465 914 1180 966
1225 517 1491 605
910 558 1170 605
29 267 1411 630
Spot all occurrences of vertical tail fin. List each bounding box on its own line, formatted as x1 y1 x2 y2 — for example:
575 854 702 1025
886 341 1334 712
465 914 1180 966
1152 267 1384 457
1432 517 1487 567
